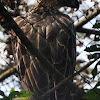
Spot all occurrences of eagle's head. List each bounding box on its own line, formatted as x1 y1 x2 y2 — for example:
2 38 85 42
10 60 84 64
38 0 79 9
60 0 79 9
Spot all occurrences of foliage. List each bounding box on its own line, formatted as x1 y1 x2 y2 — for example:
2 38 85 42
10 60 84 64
83 88 100 100
93 23 100 29
0 88 34 100
91 61 100 79
83 80 100 100
82 18 100 100
85 44 100 52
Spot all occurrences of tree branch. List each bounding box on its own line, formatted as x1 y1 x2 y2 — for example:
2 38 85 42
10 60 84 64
77 28 100 35
0 65 17 82
75 8 100 29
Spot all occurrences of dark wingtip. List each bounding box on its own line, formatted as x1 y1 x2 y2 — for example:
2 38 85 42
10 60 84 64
76 3 79 11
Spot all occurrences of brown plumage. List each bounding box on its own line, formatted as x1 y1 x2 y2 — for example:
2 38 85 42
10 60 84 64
12 0 79 100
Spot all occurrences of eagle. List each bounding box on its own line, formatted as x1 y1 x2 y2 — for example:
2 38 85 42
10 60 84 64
11 0 79 100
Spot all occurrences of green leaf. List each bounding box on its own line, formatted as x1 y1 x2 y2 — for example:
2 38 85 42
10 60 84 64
18 91 34 97
0 89 34 100
91 61 100 79
85 44 100 52
83 88 100 100
10 88 15 93
88 53 100 59
0 96 9 100
19 91 27 94
93 23 100 28
15 90 34 100
0 90 5 96
91 65 97 79
0 91 8 100
8 91 19 99
0 92 9 100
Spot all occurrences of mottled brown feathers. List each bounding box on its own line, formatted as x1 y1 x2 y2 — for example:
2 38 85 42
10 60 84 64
12 0 77 100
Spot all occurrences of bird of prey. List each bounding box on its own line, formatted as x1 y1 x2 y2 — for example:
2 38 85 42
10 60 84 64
12 0 79 100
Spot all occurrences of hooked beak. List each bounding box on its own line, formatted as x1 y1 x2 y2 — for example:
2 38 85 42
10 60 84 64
67 0 79 10
72 0 79 10
75 1 79 10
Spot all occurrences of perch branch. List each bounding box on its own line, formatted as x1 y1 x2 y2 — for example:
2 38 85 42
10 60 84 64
77 28 100 35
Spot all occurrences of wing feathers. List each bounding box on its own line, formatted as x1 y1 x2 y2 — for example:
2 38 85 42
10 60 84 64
13 10 76 100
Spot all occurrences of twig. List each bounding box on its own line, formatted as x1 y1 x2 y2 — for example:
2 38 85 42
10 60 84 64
77 28 100 35
0 65 17 82
75 9 100 29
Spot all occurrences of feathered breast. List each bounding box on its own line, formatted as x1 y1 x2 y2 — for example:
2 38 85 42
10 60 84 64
12 8 76 99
